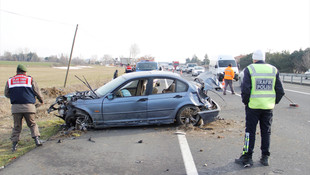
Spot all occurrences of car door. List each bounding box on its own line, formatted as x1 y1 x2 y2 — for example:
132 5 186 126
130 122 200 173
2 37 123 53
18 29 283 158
147 78 188 122
102 79 149 126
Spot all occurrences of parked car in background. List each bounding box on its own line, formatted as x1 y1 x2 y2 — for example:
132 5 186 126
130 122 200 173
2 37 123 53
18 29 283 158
192 66 205 76
186 63 198 73
48 71 220 129
167 65 174 71
181 65 187 72
136 60 159 72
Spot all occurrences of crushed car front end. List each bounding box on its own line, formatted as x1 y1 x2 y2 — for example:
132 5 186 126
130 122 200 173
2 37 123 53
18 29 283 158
48 91 96 130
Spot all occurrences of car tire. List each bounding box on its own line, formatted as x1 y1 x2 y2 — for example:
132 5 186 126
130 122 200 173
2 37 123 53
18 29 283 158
65 109 92 130
176 105 202 126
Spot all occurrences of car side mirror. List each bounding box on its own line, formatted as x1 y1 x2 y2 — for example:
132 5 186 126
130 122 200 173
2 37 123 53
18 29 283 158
107 93 115 100
215 65 218 68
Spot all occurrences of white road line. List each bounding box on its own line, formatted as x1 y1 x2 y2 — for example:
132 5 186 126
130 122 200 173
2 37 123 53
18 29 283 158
227 90 241 97
177 131 198 175
285 89 310 95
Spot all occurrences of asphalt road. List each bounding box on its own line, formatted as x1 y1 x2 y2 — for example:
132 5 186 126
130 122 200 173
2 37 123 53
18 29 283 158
1 71 310 175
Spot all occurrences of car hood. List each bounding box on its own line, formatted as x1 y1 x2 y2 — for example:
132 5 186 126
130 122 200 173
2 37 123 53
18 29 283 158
194 72 222 91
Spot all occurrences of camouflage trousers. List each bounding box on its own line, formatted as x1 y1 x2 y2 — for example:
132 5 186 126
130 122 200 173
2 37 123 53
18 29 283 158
11 113 40 142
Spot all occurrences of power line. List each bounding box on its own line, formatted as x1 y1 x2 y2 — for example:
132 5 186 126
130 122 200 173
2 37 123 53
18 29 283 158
0 9 75 26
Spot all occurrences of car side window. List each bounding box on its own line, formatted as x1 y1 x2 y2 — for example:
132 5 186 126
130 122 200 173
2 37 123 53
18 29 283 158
175 80 188 92
149 78 188 95
115 79 148 97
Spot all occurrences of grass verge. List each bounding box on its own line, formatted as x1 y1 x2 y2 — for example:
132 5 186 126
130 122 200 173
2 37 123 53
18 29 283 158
0 119 64 167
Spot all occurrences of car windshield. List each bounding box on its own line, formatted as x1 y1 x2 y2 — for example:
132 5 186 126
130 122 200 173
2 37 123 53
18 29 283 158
95 76 127 97
136 62 158 71
218 60 237 67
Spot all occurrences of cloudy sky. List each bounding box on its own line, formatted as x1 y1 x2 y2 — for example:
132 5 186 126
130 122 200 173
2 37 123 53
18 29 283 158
0 0 309 63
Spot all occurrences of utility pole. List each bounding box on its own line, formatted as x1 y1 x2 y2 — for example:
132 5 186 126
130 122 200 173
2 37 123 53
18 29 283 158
64 24 78 88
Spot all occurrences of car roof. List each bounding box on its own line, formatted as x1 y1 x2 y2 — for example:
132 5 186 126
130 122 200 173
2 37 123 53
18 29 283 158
122 71 181 80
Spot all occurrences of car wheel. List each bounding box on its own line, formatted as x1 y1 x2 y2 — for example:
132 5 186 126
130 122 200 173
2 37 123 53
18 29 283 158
176 105 201 126
65 110 92 130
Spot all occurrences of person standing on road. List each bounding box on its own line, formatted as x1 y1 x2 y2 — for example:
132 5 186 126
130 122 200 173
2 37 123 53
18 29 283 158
4 64 44 152
125 64 132 73
113 69 118 79
235 50 285 167
223 63 235 95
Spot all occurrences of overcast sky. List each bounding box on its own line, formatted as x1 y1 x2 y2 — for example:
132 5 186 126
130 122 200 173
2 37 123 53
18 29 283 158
0 0 309 63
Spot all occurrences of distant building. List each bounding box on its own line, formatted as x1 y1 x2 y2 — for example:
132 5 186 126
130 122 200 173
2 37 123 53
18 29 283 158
120 58 134 65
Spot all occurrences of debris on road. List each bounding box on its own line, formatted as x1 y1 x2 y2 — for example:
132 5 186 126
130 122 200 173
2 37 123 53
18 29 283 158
88 137 95 143
137 140 143 143
57 139 62 143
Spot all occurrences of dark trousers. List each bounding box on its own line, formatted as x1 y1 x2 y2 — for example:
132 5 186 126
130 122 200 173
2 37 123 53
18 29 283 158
243 106 273 156
11 113 40 142
224 79 234 93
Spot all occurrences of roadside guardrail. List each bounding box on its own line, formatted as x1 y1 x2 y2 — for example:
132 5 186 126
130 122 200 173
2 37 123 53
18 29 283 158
280 73 310 86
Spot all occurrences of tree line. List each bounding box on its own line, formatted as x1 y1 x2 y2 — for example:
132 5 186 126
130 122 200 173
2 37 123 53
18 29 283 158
185 54 210 66
1 48 309 73
0 51 90 66
239 48 310 73
185 48 310 73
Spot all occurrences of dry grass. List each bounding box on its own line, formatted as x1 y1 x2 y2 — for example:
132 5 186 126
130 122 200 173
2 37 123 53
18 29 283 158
1 65 125 94
0 64 125 130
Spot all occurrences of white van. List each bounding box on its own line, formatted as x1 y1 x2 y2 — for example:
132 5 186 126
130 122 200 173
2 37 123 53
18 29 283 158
209 55 239 81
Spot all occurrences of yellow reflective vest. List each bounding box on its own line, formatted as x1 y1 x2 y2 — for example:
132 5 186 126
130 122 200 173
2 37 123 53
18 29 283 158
248 64 277 109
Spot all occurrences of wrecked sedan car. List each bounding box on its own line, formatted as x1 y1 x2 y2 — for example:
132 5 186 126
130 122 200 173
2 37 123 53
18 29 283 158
48 71 220 129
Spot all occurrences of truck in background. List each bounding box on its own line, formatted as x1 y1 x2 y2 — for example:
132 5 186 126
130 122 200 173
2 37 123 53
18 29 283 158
172 61 179 70
209 55 239 81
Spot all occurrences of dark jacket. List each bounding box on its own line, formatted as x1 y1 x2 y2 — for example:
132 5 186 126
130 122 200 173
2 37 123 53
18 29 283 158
5 73 44 113
241 61 285 106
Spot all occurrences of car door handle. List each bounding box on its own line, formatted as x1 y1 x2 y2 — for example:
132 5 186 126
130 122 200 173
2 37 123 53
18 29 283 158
137 98 148 102
173 95 183 98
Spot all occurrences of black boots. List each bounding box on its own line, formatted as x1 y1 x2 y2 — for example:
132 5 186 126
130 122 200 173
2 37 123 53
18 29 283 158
260 155 269 166
12 141 18 152
235 154 253 168
235 154 270 167
34 136 42 146
11 137 42 152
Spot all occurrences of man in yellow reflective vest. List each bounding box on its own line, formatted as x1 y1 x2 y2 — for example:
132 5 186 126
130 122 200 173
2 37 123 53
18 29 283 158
235 50 284 167
223 63 235 95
